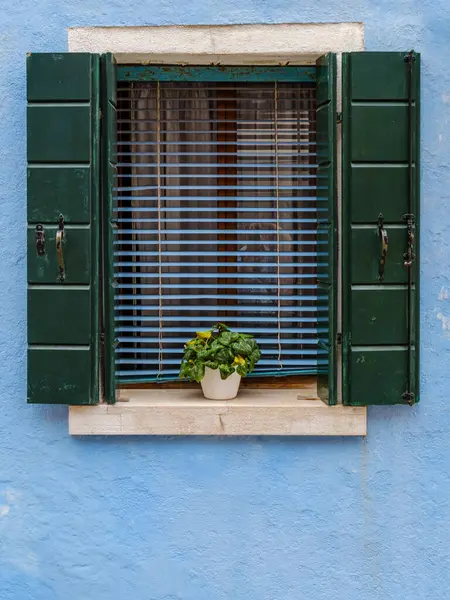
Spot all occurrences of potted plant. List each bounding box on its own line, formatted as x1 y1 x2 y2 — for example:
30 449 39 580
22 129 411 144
179 323 261 400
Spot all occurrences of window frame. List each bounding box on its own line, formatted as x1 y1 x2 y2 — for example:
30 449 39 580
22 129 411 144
113 65 324 387
66 23 367 435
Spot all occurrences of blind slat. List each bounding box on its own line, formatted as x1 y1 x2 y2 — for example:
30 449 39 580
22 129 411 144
116 140 317 146
116 315 327 322
117 357 326 367
116 163 318 168
114 216 324 224
114 196 321 202
114 207 324 213
117 346 322 354
115 258 324 266
115 186 323 191
116 326 327 334
115 304 324 312
117 337 320 345
114 239 321 245
115 283 320 289
115 249 321 255
117 151 318 157
115 272 324 279
117 366 327 377
118 173 317 179
115 228 322 235
116 294 323 300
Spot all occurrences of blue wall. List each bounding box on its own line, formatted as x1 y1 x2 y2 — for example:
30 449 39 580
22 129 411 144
1 2 450 599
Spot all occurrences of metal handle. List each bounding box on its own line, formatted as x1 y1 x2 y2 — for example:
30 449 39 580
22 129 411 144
56 215 65 283
378 213 389 283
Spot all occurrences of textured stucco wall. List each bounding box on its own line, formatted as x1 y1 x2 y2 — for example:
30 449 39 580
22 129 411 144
1 1 450 599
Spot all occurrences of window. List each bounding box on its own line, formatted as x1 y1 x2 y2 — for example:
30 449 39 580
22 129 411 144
114 69 326 385
26 47 420 424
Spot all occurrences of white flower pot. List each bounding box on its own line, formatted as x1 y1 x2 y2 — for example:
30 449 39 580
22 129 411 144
200 367 241 400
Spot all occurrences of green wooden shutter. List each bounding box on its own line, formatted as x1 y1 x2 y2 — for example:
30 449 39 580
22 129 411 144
342 51 420 406
27 53 101 404
316 53 337 405
101 53 117 403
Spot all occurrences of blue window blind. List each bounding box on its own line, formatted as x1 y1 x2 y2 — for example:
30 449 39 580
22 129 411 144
114 71 328 383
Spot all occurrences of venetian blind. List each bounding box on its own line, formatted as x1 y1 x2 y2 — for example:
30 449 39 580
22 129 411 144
114 79 328 383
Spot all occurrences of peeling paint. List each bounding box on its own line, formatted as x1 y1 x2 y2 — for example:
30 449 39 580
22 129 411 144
3 490 19 503
439 286 450 301
117 65 317 82
437 312 450 335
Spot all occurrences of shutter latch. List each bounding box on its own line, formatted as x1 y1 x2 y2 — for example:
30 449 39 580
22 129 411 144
56 214 65 284
403 213 416 267
402 391 415 405
35 224 45 256
377 213 389 282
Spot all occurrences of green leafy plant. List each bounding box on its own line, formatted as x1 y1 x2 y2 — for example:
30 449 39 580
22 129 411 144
180 323 261 383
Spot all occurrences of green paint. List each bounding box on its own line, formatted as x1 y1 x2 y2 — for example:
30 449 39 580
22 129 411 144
101 53 117 404
28 288 91 344
342 52 420 406
350 348 416 406
351 288 409 345
350 105 411 163
27 106 91 163
28 347 93 405
117 65 316 82
351 227 414 285
27 167 91 224
27 53 93 101
350 165 413 223
27 227 91 284
27 53 101 405
90 54 101 407
316 53 337 406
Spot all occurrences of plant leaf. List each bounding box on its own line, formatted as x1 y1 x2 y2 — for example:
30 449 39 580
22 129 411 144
219 364 234 380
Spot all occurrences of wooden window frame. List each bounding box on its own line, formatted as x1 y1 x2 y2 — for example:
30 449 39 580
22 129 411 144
114 69 320 389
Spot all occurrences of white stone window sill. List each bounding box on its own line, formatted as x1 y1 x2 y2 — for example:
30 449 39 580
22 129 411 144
69 388 367 436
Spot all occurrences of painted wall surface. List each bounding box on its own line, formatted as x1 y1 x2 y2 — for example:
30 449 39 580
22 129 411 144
0 1 449 599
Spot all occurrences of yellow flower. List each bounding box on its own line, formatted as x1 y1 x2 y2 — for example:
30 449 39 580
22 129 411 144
233 355 246 366
187 339 197 346
196 330 212 340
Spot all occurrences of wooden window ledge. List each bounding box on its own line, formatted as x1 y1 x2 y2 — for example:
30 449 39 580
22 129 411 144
69 389 367 436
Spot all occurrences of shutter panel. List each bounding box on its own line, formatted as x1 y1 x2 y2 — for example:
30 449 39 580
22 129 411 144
342 51 420 406
27 53 101 404
101 53 117 402
316 53 337 405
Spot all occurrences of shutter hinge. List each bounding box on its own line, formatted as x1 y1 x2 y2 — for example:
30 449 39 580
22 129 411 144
336 332 342 345
336 112 342 124
403 213 416 267
99 108 103 119
404 50 417 64
402 391 415 406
